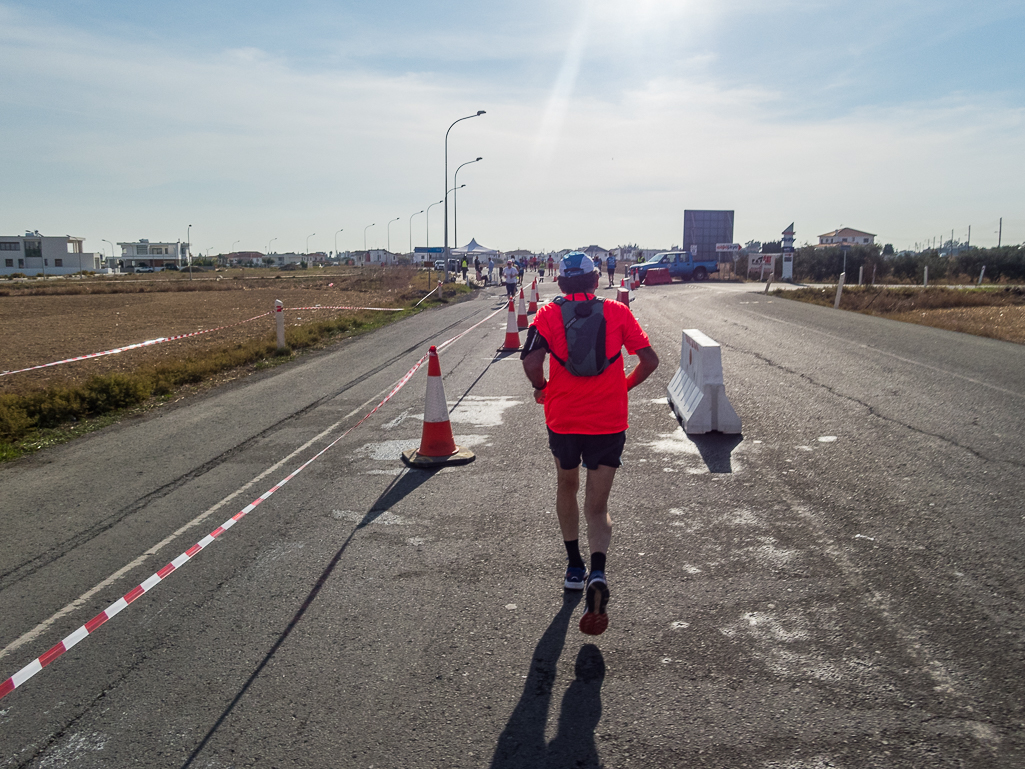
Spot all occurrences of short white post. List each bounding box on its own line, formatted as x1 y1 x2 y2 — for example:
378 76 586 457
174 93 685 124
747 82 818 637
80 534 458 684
834 272 846 309
924 265 929 287
872 264 877 285
275 300 285 349
763 273 773 295
858 265 863 285
978 266 986 285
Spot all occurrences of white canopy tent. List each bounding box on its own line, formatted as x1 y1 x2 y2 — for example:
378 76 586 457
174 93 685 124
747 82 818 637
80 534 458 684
451 238 499 256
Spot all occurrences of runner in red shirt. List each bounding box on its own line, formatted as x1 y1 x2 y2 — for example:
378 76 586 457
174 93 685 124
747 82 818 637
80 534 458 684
521 252 659 635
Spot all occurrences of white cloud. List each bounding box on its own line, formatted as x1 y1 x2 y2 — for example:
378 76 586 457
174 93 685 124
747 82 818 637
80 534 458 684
1 2 1022 252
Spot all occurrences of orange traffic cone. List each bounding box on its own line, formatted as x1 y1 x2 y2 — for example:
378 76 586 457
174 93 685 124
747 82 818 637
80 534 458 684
616 278 631 307
402 346 475 468
500 298 521 351
517 288 529 330
528 279 538 313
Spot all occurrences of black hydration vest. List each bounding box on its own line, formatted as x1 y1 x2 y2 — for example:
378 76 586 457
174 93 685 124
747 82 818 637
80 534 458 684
549 296 621 377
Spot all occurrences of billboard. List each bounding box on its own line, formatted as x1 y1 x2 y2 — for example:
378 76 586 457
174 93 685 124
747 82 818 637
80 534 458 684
684 210 734 263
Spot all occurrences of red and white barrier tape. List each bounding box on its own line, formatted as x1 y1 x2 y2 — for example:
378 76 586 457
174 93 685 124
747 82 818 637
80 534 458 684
0 312 272 378
0 303 505 701
0 304 408 378
290 305 403 312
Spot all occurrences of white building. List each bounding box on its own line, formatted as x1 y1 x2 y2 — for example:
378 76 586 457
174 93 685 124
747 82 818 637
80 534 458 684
116 239 188 271
817 228 876 248
1 232 105 276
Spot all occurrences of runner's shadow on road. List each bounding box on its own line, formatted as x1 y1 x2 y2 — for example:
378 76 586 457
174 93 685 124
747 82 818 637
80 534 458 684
490 593 606 769
688 432 744 473
180 468 435 768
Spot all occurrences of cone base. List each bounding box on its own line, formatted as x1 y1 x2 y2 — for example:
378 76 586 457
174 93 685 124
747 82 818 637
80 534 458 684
402 446 476 468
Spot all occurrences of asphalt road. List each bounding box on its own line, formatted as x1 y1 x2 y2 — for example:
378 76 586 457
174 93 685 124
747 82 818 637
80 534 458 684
1 278 1023 768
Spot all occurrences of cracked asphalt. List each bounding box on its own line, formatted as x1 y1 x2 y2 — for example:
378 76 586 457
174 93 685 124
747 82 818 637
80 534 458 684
0 279 1023 768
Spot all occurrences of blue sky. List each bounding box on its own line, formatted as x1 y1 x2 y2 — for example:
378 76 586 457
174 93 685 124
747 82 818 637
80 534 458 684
1 0 1022 256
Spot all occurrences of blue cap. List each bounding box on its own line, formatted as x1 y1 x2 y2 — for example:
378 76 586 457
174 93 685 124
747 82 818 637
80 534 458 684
558 252 598 277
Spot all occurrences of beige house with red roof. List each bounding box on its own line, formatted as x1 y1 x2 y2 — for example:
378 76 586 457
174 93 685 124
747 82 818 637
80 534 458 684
817 228 876 248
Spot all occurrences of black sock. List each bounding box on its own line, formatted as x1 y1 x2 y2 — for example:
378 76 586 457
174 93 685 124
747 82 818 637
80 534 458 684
564 540 585 569
590 552 606 574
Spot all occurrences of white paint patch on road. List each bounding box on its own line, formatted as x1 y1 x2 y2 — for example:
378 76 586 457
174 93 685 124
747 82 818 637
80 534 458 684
646 431 701 456
796 445 814 452
817 436 837 443
331 509 411 526
745 537 800 570
355 439 420 461
38 732 107 768
407 537 430 546
671 621 690 630
452 433 491 448
650 397 669 405
763 755 840 769
447 396 522 427
381 409 413 429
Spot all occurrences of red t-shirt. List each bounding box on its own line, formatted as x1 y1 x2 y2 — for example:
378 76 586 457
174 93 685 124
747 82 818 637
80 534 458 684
528 293 651 435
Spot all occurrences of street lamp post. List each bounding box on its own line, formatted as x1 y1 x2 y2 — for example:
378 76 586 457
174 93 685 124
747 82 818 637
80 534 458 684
364 223 375 267
454 157 482 253
425 200 443 288
444 111 486 279
187 224 193 280
266 237 277 267
306 233 315 263
102 239 114 270
425 200 443 251
334 229 343 261
386 217 400 257
409 210 424 260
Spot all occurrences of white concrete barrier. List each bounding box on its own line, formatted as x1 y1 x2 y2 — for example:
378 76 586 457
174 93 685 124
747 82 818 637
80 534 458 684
666 329 741 434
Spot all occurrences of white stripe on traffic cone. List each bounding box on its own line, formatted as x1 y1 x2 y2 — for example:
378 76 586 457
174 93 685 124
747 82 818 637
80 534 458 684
402 346 475 467
500 299 521 351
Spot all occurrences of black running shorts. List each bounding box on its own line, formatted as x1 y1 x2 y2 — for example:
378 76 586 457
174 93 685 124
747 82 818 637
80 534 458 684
547 428 626 470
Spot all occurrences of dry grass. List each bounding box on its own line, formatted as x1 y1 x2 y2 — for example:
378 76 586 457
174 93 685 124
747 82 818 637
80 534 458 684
775 285 1025 344
0 268 468 459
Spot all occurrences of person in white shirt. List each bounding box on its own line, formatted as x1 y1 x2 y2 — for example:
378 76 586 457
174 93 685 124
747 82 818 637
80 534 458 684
502 259 519 297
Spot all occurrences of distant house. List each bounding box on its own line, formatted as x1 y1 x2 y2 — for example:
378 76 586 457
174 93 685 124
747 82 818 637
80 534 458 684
817 228 876 248
580 245 610 263
1 232 105 276
117 239 187 271
227 251 266 266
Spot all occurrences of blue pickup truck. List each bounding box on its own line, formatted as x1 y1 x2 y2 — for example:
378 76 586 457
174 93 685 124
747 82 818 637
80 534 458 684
629 251 719 283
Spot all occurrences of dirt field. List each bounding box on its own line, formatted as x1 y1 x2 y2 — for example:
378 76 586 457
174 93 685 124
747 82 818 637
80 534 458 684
774 285 1025 345
0 274 410 394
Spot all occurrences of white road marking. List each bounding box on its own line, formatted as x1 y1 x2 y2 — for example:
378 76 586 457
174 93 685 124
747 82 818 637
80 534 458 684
0 394 386 662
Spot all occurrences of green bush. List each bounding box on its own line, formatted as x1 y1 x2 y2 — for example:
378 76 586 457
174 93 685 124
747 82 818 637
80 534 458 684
0 396 35 441
83 373 152 413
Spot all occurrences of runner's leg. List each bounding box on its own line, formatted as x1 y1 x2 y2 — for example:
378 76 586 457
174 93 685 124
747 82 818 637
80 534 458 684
582 464 615 555
554 458 580 542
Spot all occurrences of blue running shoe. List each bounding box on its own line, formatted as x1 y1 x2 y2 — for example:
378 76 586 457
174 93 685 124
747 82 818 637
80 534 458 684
580 571 610 635
564 566 586 591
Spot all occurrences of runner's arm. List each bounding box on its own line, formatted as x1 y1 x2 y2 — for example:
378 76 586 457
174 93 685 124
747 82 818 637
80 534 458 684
625 346 659 391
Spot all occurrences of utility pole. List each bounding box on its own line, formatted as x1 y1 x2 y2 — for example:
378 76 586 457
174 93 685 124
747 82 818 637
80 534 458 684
967 225 970 249
998 217 1002 248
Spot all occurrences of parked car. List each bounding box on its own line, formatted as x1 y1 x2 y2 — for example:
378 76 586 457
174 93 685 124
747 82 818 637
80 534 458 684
135 266 155 273
433 259 446 270
278 263 299 271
